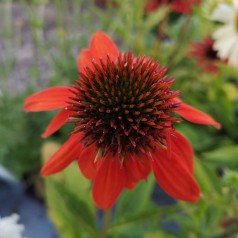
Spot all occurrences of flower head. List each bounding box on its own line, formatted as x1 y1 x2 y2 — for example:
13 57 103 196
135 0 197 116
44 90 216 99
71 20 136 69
145 0 201 14
188 36 225 74
0 214 25 238
70 52 179 157
24 32 220 209
212 1 238 67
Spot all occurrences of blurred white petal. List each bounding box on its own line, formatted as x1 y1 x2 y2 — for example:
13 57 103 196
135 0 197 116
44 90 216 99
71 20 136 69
212 4 235 23
215 36 237 59
212 2 238 67
229 40 238 67
0 214 25 238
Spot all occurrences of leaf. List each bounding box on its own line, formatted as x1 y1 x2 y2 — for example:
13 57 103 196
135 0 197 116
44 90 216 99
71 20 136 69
145 231 176 238
194 159 214 194
47 184 84 238
41 141 61 163
46 179 98 238
143 6 168 32
203 145 238 169
204 205 223 230
176 124 215 152
195 157 223 193
42 142 98 237
53 181 97 233
110 204 179 233
115 174 156 220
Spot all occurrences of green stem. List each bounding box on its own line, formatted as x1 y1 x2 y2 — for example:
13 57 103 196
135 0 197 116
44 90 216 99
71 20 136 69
3 0 12 39
167 14 191 68
101 209 112 238
157 7 169 43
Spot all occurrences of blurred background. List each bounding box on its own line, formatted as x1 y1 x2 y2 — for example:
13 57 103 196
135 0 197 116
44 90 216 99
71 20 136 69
0 0 238 237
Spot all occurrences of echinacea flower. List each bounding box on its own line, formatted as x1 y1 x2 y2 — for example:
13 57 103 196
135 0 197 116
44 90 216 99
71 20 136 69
145 0 201 15
212 1 238 67
188 36 224 74
0 214 25 238
24 32 220 210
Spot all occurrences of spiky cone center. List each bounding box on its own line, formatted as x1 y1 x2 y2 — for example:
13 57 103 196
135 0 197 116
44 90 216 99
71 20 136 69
205 45 218 60
67 52 180 158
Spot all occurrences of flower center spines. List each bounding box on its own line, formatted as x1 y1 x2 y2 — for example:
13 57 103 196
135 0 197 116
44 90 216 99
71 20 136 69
67 52 179 157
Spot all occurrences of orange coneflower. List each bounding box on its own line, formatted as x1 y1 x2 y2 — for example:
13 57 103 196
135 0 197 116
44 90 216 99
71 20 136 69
24 32 220 209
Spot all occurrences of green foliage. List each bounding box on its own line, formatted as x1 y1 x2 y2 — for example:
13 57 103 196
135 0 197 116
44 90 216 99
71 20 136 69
0 92 44 177
204 145 238 169
45 163 98 238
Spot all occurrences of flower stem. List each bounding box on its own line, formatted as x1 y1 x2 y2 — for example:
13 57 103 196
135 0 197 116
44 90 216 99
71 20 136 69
167 15 191 67
157 7 169 42
101 210 112 238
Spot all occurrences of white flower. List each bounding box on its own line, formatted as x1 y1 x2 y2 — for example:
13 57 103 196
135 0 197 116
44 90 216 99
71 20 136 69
0 214 25 238
212 1 238 67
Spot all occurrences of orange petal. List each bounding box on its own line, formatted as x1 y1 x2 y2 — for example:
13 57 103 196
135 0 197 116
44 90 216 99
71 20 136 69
24 86 72 112
152 146 200 202
41 109 71 138
78 144 101 179
77 49 93 74
90 31 119 63
124 153 151 183
175 98 221 129
41 133 83 176
125 176 136 190
92 154 126 210
171 130 194 172
124 154 137 190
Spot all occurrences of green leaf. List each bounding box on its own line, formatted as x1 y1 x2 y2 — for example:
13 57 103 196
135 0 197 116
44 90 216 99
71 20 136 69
195 157 223 193
46 178 98 238
204 205 223 230
203 145 238 169
143 6 168 32
53 181 97 233
43 146 98 238
194 159 214 193
145 231 176 238
46 180 85 238
115 174 156 220
176 124 215 152
110 205 179 233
